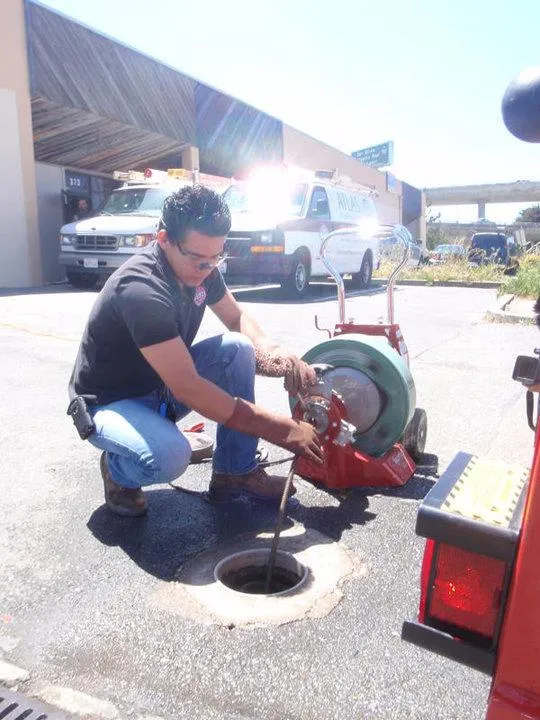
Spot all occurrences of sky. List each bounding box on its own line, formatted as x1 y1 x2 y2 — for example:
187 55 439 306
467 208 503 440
38 0 540 224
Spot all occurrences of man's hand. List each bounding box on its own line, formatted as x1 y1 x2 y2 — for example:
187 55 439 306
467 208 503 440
253 348 317 397
280 419 324 465
283 356 317 397
225 398 324 464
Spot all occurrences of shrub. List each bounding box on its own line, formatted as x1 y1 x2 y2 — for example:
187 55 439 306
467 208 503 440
373 258 505 284
500 255 540 297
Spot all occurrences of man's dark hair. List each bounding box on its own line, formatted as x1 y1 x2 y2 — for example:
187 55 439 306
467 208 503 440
159 184 231 245
535 296 540 329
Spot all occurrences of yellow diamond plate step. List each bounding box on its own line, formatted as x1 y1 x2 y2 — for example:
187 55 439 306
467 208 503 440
416 452 530 561
443 456 529 527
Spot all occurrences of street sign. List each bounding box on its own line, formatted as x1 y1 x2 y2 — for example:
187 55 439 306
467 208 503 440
352 141 394 168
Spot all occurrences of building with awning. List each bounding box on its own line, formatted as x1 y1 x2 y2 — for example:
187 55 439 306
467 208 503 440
1 0 423 287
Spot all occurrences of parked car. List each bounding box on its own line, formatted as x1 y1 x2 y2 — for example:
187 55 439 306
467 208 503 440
467 232 514 265
379 235 425 268
429 244 466 264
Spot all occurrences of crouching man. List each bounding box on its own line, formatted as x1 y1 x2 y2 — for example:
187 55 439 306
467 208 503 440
68 185 323 516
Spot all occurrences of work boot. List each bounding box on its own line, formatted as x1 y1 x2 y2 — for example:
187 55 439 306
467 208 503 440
208 465 296 502
100 452 147 517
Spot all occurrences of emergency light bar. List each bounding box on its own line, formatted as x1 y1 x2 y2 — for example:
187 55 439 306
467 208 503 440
402 452 529 674
112 168 231 192
113 168 170 184
113 170 148 183
143 168 169 182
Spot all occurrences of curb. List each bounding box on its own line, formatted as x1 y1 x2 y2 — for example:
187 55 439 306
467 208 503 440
484 310 535 325
485 292 537 324
374 279 502 289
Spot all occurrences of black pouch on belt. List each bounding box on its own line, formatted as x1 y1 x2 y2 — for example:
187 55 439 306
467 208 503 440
67 395 97 440
158 385 179 422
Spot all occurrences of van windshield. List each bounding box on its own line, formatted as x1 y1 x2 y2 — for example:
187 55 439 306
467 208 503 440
100 187 171 217
223 182 308 217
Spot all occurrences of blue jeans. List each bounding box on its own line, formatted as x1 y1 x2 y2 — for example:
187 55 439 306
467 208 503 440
87 332 258 489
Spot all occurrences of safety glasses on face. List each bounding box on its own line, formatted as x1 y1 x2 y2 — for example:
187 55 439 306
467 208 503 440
177 245 228 270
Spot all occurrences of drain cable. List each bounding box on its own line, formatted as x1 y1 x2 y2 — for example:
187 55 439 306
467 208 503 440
264 459 297 592
169 450 297 498
188 452 296 468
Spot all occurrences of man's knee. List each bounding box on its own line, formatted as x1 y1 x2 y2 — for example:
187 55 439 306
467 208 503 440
139 434 191 485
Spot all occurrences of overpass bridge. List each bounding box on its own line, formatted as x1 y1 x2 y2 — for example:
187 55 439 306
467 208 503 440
425 181 540 219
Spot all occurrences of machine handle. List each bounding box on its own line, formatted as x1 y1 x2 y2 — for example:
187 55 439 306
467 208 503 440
319 229 348 324
385 225 412 325
319 224 413 325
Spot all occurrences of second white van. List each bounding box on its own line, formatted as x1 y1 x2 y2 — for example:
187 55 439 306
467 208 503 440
221 165 380 297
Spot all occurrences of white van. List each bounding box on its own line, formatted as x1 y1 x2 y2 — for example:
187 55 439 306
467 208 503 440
221 165 380 296
59 168 229 289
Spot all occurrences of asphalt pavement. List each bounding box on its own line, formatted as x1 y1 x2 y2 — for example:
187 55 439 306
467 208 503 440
0 281 537 720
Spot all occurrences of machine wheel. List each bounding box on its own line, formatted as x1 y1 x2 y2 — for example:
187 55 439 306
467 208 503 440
401 408 427 461
66 271 99 290
281 252 311 298
350 252 373 289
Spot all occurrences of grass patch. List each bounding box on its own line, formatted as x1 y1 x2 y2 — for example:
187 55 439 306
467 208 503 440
373 259 505 284
500 255 540 298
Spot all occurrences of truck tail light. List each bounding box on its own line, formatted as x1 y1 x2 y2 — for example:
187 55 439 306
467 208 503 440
402 453 528 674
422 542 507 641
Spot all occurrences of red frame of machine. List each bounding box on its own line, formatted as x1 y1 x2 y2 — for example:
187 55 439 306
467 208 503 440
333 322 408 361
293 320 416 489
486 418 540 719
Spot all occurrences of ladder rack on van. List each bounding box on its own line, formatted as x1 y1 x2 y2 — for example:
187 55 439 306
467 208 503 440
314 168 379 197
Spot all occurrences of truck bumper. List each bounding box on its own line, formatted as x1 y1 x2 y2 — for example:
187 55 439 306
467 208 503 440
223 254 295 281
60 252 129 275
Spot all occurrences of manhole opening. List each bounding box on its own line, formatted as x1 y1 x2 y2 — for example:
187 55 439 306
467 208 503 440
214 549 308 596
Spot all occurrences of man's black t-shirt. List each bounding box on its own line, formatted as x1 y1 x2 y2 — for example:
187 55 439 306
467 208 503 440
69 242 227 405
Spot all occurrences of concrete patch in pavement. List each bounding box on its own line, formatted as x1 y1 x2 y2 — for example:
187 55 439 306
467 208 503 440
0 659 30 686
149 525 365 628
31 684 120 719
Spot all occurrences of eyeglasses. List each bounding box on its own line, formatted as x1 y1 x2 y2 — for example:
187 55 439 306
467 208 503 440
177 246 228 271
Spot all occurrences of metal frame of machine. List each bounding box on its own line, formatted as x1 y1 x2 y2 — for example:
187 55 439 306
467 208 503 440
293 224 427 490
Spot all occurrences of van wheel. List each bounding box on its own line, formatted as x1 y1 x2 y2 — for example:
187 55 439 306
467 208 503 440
67 271 99 290
350 252 373 289
281 253 311 298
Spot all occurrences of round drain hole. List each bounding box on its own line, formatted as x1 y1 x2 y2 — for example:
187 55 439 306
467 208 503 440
214 549 308 596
